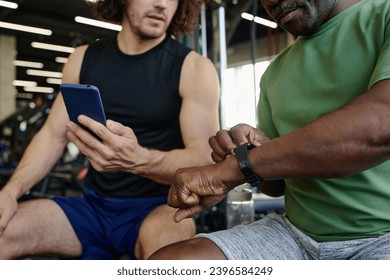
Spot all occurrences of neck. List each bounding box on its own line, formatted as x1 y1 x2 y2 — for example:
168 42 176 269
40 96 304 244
329 0 359 18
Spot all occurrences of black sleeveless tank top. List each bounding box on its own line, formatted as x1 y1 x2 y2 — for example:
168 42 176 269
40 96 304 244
79 35 192 198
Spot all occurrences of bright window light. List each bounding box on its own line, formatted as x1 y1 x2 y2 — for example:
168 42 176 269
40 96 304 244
222 60 270 129
31 42 75 53
0 0 18 9
75 16 122 31
0 21 52 36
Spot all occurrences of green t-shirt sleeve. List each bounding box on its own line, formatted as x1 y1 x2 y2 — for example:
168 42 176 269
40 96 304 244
258 83 279 139
369 13 390 88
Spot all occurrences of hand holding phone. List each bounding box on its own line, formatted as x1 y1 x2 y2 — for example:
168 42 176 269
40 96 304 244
60 83 107 126
60 83 107 140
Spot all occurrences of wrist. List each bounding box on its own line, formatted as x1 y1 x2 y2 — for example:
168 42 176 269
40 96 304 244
234 142 264 188
216 156 246 191
135 146 163 175
3 182 23 200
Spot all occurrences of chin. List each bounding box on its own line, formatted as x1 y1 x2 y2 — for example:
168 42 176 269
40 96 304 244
142 33 165 40
139 28 166 39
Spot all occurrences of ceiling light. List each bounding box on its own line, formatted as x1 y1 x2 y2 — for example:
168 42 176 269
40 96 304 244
24 86 55 94
75 16 122 31
46 78 62 85
0 21 52 36
31 42 75 53
13 80 38 87
26 69 63 78
55 57 68 64
241 13 278 29
0 0 18 9
241 13 255 21
13 60 44 69
16 93 34 100
254 17 278 29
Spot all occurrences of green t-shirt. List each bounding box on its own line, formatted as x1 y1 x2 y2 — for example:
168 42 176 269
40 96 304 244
259 0 390 241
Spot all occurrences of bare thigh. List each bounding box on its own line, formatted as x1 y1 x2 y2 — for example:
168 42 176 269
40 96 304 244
134 204 196 260
0 199 82 259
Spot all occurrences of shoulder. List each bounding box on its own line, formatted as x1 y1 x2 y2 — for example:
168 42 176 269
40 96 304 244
161 37 192 59
180 51 220 99
71 44 89 59
61 44 89 83
66 44 89 68
182 51 217 77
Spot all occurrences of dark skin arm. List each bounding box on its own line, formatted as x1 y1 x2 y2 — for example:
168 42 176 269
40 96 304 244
169 79 390 222
250 79 390 180
208 123 285 197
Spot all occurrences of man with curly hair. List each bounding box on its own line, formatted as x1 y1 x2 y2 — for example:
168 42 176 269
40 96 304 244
0 0 219 259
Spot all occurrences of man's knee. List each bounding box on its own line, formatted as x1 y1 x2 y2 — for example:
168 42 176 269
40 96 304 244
135 205 195 259
0 200 82 259
148 237 227 260
0 233 15 259
141 204 195 239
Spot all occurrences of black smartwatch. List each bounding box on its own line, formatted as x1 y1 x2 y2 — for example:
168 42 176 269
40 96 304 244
234 142 264 187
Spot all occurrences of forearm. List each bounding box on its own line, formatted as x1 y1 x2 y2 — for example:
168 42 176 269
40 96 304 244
136 146 214 185
252 83 390 180
3 129 67 199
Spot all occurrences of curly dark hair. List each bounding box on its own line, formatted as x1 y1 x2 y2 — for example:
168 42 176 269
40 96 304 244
89 0 203 36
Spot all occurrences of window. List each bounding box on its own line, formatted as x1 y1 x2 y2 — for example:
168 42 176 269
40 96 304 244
221 60 270 129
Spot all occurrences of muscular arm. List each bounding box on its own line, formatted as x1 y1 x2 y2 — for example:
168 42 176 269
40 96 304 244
219 79 390 185
0 46 87 199
0 46 87 232
1 98 69 199
169 79 390 221
67 51 220 185
137 52 220 184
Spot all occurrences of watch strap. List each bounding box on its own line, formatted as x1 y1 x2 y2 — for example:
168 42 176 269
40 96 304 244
234 143 264 187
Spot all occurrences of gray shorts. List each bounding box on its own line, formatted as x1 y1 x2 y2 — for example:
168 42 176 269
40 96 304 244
196 213 390 260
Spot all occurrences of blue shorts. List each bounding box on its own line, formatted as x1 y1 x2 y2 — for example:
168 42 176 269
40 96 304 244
52 189 167 259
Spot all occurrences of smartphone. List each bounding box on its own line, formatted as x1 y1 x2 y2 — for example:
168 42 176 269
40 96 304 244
60 83 107 126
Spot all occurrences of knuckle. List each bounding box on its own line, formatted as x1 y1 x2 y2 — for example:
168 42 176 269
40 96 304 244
104 150 116 161
211 152 221 162
93 164 103 172
124 126 133 134
215 130 227 137
95 125 106 137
